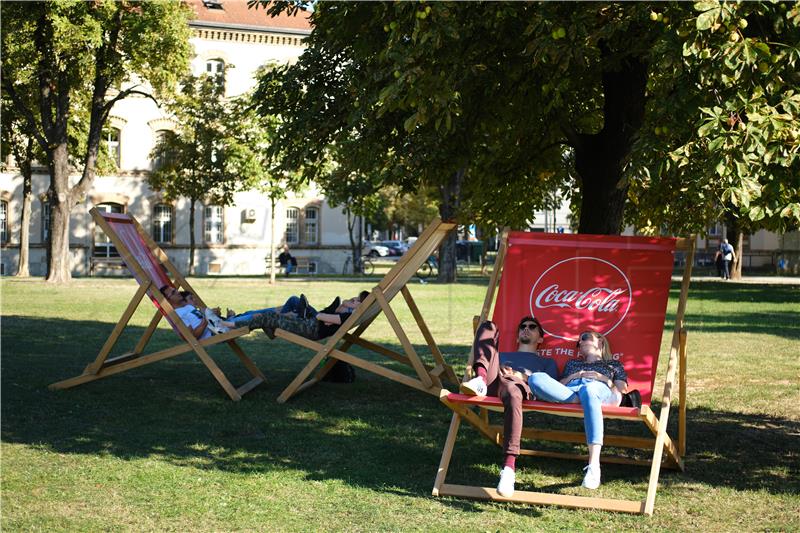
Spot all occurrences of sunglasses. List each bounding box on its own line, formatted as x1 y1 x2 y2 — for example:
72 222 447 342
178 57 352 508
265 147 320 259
579 332 598 342
519 323 540 331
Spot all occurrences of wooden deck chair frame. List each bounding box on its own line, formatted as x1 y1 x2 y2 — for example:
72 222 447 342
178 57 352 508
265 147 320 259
276 218 460 403
432 229 695 515
49 207 266 401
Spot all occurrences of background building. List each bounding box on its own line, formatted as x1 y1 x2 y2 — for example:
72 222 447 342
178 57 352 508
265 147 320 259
0 0 354 277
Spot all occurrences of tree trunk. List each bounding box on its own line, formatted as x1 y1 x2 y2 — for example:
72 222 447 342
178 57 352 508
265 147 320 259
269 196 277 284
188 198 196 276
345 206 362 273
15 138 34 277
437 168 464 283
734 232 744 280
46 144 73 283
725 211 744 280
574 43 648 235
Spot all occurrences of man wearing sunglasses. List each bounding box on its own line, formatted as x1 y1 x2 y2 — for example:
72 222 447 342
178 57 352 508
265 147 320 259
460 316 558 498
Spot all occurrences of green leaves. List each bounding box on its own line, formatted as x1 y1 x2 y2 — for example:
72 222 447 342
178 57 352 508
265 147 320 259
695 1 721 31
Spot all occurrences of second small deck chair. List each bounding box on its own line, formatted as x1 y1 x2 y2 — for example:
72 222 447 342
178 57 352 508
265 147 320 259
49 207 266 401
433 231 695 515
276 218 460 403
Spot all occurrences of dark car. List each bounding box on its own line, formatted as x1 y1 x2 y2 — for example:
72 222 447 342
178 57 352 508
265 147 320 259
379 240 408 256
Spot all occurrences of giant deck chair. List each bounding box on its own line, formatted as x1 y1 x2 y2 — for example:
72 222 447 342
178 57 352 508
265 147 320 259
276 218 460 403
433 231 694 515
49 207 266 401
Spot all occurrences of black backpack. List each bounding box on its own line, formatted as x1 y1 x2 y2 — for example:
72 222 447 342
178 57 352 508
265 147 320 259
322 360 356 384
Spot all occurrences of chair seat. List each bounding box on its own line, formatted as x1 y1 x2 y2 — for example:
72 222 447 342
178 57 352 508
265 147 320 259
446 392 644 418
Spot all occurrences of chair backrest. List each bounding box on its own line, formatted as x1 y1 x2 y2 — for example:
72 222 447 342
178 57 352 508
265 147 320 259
92 209 183 335
492 232 676 405
351 218 456 329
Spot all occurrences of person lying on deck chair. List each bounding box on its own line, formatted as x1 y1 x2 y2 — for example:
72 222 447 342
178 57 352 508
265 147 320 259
226 290 370 340
528 330 629 491
459 317 559 498
160 286 278 338
159 285 220 340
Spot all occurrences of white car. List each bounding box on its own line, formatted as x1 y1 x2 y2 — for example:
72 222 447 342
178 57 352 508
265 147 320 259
363 242 390 257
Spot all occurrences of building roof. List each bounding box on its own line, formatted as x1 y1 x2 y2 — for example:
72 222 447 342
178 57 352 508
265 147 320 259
186 0 312 34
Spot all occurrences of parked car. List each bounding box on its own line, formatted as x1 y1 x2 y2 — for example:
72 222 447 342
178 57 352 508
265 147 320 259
379 240 409 256
363 241 390 257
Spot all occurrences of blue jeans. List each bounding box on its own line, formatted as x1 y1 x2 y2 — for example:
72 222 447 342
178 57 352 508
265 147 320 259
279 295 317 317
528 373 613 445
230 296 316 327
231 307 277 327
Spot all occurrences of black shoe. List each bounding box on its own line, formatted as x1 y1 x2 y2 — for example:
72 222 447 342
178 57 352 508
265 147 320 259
297 294 310 319
321 297 340 314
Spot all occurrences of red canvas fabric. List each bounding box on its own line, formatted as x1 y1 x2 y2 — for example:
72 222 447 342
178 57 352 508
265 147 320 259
493 232 676 405
101 212 180 335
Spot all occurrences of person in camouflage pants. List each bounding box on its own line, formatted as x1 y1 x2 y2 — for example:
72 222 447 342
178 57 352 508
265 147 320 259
245 310 320 340
232 291 369 341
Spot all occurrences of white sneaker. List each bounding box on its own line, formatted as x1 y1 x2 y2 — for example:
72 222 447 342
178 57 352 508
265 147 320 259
460 376 487 397
204 307 229 335
581 463 601 489
497 466 515 497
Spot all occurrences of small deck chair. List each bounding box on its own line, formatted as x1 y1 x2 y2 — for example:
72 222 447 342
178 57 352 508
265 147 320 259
276 218 460 403
49 207 266 401
433 230 695 515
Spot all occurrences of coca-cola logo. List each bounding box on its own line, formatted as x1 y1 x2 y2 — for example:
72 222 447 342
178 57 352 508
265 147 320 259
529 257 632 341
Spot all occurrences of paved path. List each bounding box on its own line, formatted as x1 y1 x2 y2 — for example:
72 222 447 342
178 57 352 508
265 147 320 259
676 275 800 285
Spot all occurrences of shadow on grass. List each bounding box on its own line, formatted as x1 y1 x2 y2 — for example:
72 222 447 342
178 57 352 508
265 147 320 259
2 314 798 513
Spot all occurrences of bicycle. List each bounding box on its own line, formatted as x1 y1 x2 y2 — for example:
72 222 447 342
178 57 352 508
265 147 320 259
416 255 437 279
416 256 468 279
342 255 375 275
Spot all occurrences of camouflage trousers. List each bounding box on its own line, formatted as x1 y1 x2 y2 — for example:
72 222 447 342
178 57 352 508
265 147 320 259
244 310 320 340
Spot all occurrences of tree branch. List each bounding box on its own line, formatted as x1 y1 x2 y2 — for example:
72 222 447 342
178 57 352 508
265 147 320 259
0 76 49 152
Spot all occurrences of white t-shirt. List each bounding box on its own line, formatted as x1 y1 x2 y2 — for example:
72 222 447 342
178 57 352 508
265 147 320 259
175 304 212 339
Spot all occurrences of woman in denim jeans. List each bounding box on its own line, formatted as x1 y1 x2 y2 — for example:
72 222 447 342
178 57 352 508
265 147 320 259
528 331 628 490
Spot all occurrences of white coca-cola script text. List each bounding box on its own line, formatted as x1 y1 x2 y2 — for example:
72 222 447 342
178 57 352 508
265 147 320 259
534 284 626 312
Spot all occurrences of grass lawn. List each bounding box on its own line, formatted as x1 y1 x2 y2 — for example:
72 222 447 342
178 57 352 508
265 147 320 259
2 277 799 532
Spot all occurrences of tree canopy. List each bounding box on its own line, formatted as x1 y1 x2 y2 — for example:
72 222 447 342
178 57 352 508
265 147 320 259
1 0 192 282
252 0 799 246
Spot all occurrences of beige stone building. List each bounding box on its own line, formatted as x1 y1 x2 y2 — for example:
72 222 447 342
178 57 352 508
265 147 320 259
0 0 354 277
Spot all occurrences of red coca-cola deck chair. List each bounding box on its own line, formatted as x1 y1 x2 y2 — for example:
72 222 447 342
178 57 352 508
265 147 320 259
49 207 266 401
432 230 695 515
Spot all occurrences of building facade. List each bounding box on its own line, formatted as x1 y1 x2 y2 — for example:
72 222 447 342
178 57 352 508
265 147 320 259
0 0 355 277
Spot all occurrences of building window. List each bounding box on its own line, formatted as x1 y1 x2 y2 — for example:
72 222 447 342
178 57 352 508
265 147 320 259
304 206 318 245
153 204 173 244
0 201 7 245
285 207 299 245
41 201 50 242
204 205 223 244
105 128 121 168
206 59 225 80
152 130 175 170
93 202 123 257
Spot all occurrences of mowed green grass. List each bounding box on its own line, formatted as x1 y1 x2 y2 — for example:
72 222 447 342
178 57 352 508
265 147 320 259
1 277 798 532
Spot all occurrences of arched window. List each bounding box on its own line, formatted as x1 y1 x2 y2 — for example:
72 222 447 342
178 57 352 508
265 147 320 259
285 207 299 245
153 204 173 244
93 203 123 257
152 130 176 170
105 128 121 168
304 206 318 245
0 200 8 245
204 205 224 244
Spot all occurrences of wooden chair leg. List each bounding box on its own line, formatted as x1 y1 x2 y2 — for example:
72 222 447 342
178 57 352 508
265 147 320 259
433 412 462 496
